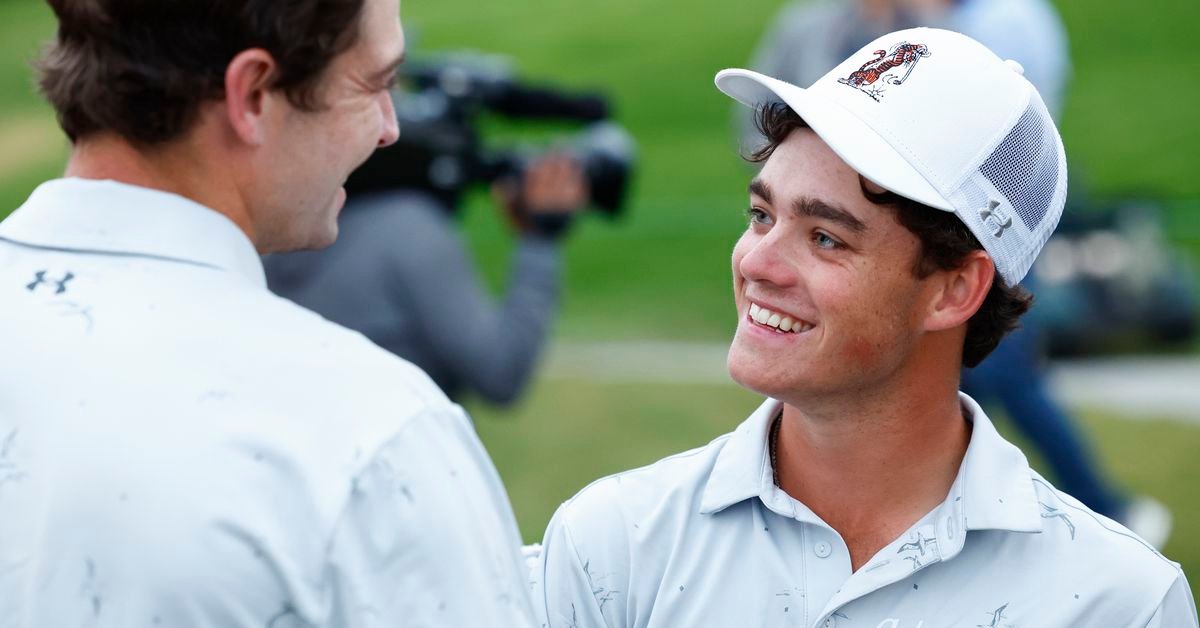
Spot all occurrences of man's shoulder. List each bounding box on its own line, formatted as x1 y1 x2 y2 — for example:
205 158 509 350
1023 473 1185 600
251 289 451 404
554 431 735 537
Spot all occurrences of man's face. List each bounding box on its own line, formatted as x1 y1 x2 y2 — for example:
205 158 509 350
258 0 404 252
727 128 936 403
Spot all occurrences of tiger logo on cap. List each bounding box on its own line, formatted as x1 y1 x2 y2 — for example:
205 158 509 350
837 42 931 102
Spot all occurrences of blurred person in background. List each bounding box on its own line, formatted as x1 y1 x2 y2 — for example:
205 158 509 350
0 0 537 626
740 0 1172 547
265 154 588 406
534 29 1195 627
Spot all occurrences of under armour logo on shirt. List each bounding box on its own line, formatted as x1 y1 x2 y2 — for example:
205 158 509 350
26 270 75 295
979 200 1012 238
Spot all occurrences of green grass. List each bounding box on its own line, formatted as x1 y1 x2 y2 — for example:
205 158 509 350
0 2 54 112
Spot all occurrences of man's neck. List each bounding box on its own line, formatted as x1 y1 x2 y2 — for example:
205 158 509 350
63 133 256 245
773 362 970 571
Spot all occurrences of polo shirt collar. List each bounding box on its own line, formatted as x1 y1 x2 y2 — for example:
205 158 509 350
0 178 266 288
699 397 779 515
698 392 1043 536
954 392 1043 534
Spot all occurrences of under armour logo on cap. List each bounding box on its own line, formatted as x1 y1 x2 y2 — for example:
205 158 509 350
979 200 1012 238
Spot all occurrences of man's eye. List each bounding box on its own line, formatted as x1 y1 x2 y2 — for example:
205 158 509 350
814 231 842 249
747 207 772 226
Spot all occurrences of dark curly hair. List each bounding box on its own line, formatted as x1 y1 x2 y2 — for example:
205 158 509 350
38 0 366 145
749 102 1032 367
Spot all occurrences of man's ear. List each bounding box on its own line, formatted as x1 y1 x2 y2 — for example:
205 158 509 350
924 250 995 332
223 49 279 146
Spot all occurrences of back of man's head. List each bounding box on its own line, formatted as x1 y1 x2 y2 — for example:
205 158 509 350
39 0 366 145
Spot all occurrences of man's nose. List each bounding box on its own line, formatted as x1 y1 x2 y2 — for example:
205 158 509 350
738 231 801 288
378 91 400 147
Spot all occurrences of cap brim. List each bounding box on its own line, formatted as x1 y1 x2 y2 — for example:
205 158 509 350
716 68 953 212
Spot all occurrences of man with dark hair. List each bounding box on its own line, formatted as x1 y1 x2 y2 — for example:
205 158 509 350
532 28 1196 627
745 0 1171 549
0 1 536 626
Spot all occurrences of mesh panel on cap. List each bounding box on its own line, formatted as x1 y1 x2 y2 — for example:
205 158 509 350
978 103 1060 232
946 97 1066 286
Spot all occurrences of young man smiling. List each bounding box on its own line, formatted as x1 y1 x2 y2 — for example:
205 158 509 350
533 28 1197 627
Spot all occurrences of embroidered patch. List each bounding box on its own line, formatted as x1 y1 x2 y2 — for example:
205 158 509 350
837 41 931 102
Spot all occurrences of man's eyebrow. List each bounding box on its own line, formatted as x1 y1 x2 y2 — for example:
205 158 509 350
750 179 866 233
793 197 867 233
370 51 407 84
748 178 772 203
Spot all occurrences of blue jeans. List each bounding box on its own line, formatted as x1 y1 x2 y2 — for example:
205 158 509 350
962 306 1125 519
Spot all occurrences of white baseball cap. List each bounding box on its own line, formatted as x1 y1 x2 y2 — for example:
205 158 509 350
716 27 1067 286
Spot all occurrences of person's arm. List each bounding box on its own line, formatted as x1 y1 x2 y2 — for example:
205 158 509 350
1143 571 1198 628
324 403 536 626
394 156 585 405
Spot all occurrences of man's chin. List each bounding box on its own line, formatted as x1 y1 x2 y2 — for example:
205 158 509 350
727 345 771 396
272 221 338 254
306 221 340 251
727 343 807 401
333 185 347 213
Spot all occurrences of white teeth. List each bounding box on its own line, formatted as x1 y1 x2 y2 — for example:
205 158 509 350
748 303 809 333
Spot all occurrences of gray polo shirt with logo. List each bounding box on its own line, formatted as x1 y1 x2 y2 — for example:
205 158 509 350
533 393 1196 627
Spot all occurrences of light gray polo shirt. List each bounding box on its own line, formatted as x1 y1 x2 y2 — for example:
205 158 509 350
534 394 1196 627
0 179 536 627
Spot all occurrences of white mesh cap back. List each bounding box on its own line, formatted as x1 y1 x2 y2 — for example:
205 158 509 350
716 28 1068 286
944 93 1067 284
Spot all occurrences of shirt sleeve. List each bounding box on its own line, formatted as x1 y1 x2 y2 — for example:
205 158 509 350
534 506 619 628
324 404 537 627
1143 571 1198 628
395 209 563 405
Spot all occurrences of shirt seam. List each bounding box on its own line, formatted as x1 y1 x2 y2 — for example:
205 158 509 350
566 433 736 511
1030 477 1174 564
1142 571 1191 628
0 234 226 273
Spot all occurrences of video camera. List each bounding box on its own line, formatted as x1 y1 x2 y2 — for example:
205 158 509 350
345 52 636 218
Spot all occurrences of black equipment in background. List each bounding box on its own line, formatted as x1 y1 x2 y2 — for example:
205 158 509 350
346 52 636 217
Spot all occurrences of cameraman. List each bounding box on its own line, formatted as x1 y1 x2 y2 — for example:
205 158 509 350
265 153 587 404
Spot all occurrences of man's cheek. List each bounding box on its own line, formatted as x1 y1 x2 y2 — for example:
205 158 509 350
842 332 880 365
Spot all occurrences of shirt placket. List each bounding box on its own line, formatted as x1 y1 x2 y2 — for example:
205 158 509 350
759 487 856 628
810 494 967 628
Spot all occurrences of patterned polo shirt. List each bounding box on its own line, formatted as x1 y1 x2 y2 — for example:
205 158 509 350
534 393 1196 628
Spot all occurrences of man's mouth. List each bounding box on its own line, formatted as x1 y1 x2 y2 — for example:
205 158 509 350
748 302 814 334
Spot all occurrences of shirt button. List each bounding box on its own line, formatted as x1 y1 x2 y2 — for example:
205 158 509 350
823 618 836 628
814 541 832 558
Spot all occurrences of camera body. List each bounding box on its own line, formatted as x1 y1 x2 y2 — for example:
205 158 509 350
345 52 636 217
